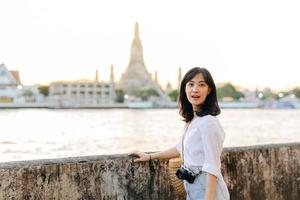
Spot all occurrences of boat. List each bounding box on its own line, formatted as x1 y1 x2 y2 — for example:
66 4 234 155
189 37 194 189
219 101 260 109
127 101 153 108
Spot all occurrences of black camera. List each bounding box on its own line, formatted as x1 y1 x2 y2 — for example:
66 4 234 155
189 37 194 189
176 166 197 184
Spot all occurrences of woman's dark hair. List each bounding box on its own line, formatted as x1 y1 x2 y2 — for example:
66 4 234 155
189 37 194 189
178 67 220 122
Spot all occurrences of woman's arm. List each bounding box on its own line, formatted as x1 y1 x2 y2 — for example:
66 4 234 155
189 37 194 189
205 173 217 200
201 118 223 199
128 147 180 162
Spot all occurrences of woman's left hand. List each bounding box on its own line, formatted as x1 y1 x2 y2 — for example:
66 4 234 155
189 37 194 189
128 151 151 162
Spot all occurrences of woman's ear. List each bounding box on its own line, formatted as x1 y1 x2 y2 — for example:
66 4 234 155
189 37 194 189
208 87 212 94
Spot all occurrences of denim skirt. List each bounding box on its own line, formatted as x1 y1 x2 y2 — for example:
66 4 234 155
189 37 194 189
183 172 230 200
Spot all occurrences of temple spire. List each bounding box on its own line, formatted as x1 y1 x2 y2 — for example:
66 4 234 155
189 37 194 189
134 22 140 39
119 23 162 95
110 64 115 83
154 70 158 83
126 22 146 71
95 69 99 82
178 67 182 89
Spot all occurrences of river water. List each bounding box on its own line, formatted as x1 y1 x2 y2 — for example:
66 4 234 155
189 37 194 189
0 108 299 162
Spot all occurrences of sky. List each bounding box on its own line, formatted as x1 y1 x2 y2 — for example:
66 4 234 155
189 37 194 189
0 0 299 91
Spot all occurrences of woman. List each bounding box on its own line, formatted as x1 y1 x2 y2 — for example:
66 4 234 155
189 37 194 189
129 67 230 200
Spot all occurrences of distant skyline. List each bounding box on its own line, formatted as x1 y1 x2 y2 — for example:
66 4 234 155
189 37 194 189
0 0 300 91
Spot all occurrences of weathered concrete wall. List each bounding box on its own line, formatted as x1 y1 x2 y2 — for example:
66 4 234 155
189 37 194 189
0 155 175 200
222 143 300 200
0 143 299 200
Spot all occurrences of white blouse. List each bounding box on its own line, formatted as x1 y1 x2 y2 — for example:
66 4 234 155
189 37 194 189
175 115 225 178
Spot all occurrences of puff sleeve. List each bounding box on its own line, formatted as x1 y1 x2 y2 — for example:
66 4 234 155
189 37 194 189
175 142 181 154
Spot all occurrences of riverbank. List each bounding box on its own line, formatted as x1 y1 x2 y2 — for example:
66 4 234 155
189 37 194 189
1 100 300 109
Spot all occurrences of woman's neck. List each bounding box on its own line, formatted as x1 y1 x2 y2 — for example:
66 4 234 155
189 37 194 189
193 107 201 118
193 110 199 119
192 104 201 113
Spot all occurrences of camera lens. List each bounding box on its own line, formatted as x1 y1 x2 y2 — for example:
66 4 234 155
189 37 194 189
176 169 184 180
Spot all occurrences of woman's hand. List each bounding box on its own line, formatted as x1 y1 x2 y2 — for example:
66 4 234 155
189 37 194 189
128 151 151 162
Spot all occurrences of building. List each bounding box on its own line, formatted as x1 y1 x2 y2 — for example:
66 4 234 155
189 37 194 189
49 68 116 107
0 63 22 103
119 22 162 96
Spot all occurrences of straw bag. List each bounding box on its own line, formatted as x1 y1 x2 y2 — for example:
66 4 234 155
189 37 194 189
168 123 190 199
168 157 186 199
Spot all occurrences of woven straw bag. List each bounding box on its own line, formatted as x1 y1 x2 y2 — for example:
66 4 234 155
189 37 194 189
168 157 186 199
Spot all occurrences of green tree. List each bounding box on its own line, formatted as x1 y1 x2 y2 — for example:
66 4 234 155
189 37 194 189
217 83 245 100
38 85 49 96
115 89 125 103
135 88 160 101
292 87 300 99
257 88 276 100
168 89 179 102
23 90 33 97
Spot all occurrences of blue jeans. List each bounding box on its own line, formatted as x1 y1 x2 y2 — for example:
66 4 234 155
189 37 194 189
184 172 230 200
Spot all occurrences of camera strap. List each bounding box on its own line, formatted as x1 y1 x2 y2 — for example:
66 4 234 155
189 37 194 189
181 120 202 176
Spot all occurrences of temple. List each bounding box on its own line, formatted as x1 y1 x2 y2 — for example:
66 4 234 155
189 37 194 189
119 22 162 95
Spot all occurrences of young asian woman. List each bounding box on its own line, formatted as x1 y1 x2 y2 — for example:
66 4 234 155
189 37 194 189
129 67 230 200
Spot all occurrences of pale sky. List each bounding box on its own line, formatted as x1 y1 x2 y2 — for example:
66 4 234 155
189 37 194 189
0 0 299 91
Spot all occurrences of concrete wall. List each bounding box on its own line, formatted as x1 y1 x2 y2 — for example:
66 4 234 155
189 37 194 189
0 143 299 200
222 143 300 200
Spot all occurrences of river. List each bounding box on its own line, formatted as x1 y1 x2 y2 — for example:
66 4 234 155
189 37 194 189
0 108 299 162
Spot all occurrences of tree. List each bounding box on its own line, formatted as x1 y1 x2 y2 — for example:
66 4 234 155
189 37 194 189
115 89 125 103
23 90 33 97
217 83 245 100
135 88 160 101
292 87 300 99
38 85 49 96
168 89 179 102
257 88 276 100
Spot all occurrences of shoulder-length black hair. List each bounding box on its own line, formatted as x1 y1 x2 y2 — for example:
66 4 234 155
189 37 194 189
178 67 220 122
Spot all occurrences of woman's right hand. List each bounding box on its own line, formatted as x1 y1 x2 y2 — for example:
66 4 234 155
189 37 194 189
128 151 151 163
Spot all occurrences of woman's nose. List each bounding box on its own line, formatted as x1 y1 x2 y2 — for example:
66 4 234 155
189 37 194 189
192 87 200 92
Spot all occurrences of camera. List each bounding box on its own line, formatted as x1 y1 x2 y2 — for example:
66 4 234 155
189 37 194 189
176 166 198 184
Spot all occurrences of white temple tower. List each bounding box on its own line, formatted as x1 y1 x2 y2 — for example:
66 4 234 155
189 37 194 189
119 22 162 95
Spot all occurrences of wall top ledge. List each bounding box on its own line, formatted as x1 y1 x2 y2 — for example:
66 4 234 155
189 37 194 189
223 142 300 152
0 153 133 170
1 142 299 170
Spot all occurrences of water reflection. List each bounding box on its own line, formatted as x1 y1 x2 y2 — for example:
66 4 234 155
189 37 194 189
0 109 299 162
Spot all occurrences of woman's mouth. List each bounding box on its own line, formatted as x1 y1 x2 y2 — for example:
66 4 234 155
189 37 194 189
191 95 200 100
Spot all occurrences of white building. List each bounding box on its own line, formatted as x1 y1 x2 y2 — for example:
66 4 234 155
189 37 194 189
0 63 22 103
49 68 116 107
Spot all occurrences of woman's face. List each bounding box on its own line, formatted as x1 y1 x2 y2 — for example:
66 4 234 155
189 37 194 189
185 73 211 112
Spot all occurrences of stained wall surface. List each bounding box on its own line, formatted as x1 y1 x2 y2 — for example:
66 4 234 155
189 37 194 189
0 143 299 200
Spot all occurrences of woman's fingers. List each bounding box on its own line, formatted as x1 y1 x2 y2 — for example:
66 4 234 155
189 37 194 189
134 156 148 162
128 151 141 157
128 151 149 162
133 158 143 163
